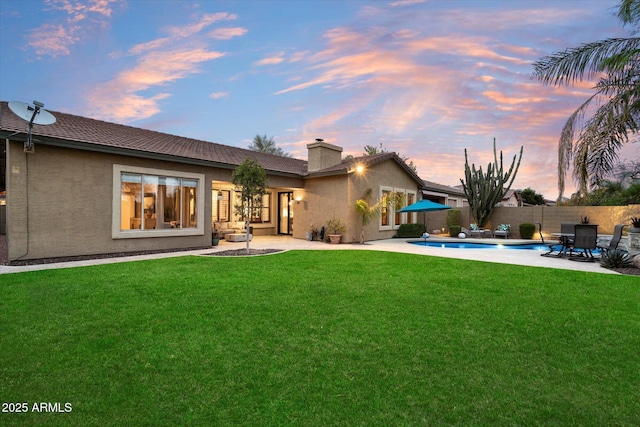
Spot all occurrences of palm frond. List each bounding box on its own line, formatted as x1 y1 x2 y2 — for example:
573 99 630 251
533 37 640 86
618 0 640 26
557 93 599 198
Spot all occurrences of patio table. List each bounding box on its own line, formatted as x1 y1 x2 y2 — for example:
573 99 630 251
550 232 575 257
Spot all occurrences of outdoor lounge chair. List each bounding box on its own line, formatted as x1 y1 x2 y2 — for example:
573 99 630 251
468 224 492 238
596 224 625 254
569 224 598 262
493 224 510 239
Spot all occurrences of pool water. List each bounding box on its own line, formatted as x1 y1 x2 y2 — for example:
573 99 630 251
409 241 565 251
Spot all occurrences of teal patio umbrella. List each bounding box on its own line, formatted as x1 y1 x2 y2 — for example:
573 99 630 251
397 199 451 232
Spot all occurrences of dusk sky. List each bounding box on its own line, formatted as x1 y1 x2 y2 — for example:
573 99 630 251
1 0 637 199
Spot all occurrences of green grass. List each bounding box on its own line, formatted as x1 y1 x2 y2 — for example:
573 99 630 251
1 250 639 426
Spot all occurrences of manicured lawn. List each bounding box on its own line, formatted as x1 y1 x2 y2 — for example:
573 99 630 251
1 250 639 426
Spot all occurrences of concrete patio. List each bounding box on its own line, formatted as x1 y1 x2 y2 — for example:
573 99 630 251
0 235 623 275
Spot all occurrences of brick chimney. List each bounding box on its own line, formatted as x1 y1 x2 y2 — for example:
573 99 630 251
307 139 343 172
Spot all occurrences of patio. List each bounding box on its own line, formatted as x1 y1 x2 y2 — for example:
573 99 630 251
0 234 628 275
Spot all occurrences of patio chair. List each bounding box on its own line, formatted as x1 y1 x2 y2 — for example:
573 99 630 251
596 224 625 254
468 224 491 238
569 224 598 262
541 222 572 257
493 224 510 239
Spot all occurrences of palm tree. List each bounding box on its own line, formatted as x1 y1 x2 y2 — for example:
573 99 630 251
533 0 640 200
354 189 405 244
248 134 291 157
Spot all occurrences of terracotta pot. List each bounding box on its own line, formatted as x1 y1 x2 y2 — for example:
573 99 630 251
328 234 341 244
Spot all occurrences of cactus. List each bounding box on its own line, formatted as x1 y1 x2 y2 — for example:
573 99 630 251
461 139 523 228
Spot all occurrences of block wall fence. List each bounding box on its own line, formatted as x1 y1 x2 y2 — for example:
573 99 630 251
423 205 640 238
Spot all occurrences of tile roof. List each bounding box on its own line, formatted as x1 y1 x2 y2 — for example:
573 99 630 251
309 151 423 184
423 180 466 195
0 101 423 185
0 101 308 176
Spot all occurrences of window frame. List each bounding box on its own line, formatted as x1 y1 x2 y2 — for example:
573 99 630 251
379 186 417 230
403 190 417 225
112 164 205 239
379 186 394 231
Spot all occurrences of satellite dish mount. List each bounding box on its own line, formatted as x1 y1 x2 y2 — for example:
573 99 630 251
7 100 57 153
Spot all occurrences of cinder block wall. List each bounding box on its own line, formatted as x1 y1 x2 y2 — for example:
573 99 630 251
424 205 640 238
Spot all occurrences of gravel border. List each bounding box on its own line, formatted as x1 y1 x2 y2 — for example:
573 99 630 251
5 246 210 266
203 249 284 257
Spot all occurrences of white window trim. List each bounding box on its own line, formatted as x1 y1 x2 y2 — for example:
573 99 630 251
392 187 405 230
379 187 417 230
403 189 417 225
379 186 394 231
112 164 205 239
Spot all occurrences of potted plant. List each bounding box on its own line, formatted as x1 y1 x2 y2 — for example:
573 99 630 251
326 217 346 244
630 217 640 233
211 222 221 246
306 225 319 241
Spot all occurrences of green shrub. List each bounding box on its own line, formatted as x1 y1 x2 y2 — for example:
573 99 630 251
394 223 426 238
519 223 536 239
446 209 461 227
600 250 633 269
449 225 462 237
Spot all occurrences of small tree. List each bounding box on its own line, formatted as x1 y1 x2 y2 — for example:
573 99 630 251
461 139 523 228
231 158 268 254
355 190 378 244
519 188 546 205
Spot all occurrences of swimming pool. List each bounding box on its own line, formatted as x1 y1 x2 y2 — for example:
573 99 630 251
409 240 561 251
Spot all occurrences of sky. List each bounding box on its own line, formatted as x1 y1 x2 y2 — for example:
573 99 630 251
1 0 638 200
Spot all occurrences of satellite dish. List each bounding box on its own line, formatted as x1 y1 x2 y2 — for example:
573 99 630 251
7 100 56 153
8 101 56 125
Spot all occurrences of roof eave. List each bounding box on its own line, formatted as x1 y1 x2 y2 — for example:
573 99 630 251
1 133 305 178
304 168 349 178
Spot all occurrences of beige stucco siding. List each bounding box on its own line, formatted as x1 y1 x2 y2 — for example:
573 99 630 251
294 159 420 243
6 142 213 260
6 141 303 261
347 160 420 242
293 174 348 240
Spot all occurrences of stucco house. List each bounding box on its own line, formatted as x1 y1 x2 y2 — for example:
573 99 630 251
422 180 467 207
499 189 522 207
0 101 423 262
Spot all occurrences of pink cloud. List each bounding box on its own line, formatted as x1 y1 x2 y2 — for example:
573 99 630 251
86 11 239 121
166 12 237 38
269 6 606 199
209 92 229 99
390 0 428 6
254 53 285 66
28 0 120 57
27 23 79 57
407 36 531 65
119 49 225 89
208 27 247 40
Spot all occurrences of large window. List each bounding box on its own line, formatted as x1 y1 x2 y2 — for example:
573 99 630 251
212 189 231 223
113 165 204 238
380 187 416 230
235 191 271 224
381 189 391 227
